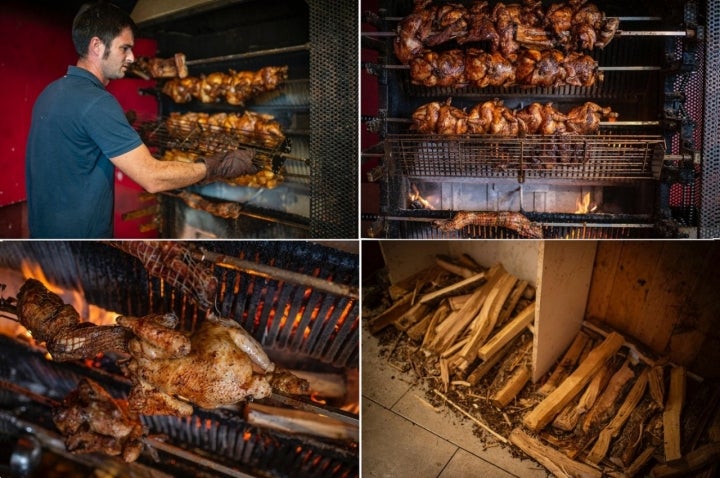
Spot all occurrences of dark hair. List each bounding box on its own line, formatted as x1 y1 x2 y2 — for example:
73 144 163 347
72 2 137 58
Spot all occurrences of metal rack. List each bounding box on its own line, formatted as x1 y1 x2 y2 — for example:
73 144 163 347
388 133 666 183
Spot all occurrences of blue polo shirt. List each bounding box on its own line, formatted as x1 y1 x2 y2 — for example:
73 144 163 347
26 66 142 238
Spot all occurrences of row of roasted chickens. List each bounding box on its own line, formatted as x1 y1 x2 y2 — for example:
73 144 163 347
411 98 617 136
395 0 618 89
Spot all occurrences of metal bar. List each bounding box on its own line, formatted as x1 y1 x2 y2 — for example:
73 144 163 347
269 393 359 427
147 437 260 478
381 16 663 22
598 66 662 71
616 30 691 37
195 250 359 299
185 43 310 66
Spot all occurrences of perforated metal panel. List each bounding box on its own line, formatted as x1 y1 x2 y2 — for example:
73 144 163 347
701 0 720 237
308 1 358 238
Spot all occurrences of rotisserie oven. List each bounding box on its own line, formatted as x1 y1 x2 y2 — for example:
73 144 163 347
361 0 719 239
0 241 359 477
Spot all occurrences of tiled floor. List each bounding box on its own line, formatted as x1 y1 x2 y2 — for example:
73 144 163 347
362 323 549 478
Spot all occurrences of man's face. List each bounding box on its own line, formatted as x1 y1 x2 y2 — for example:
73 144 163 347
100 27 135 80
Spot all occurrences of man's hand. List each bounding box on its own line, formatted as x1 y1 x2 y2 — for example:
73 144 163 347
198 149 257 183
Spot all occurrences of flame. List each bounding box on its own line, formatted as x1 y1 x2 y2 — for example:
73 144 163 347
18 260 118 327
310 392 327 405
408 184 434 210
574 191 598 214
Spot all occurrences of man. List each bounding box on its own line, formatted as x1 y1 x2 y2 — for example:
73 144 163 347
26 2 255 238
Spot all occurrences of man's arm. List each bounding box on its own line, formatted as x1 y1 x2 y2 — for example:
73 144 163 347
110 143 206 193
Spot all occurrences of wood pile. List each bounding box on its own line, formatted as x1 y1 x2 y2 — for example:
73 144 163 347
366 254 720 478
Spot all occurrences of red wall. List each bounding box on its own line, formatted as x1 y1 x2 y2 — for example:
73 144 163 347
0 3 77 206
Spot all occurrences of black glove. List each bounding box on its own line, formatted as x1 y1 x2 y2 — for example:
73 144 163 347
197 149 257 183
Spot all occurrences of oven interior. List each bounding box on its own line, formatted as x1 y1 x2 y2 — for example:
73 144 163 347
362 0 718 239
128 0 357 239
0 241 359 478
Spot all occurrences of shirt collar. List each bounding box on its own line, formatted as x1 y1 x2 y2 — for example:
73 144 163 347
66 65 105 89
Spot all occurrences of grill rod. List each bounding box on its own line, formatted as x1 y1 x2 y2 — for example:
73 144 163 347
184 43 310 66
365 62 663 72
368 116 661 128
193 249 360 299
362 29 691 39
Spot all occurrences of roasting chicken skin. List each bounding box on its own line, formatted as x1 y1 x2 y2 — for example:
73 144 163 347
117 313 309 416
53 378 145 462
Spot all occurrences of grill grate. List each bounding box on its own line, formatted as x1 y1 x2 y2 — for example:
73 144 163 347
701 0 720 237
308 1 358 238
388 134 665 182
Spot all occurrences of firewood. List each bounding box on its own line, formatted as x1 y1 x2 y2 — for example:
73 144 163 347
586 368 650 464
648 365 665 408
447 293 472 311
477 301 535 361
509 428 603 478
538 331 593 396
388 265 444 301
682 382 720 452
491 366 531 408
663 365 686 464
421 302 450 349
496 279 529 327
466 335 521 386
650 442 720 478
552 357 615 432
523 332 625 432
406 309 434 342
435 255 479 278
457 253 483 271
369 294 412 334
625 446 656 477
582 359 635 434
457 273 518 369
418 271 486 305
609 395 659 467
430 264 505 352
394 303 430 331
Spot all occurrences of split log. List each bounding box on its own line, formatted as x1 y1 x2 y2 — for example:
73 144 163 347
435 255 479 278
582 359 635 433
552 356 616 432
509 428 603 478
586 368 650 464
682 382 720 452
647 365 665 408
538 331 593 396
523 332 625 432
650 442 720 478
394 303 430 331
477 301 535 361
368 294 412 334
430 264 505 352
388 265 444 301
447 293 472 311
418 271 486 305
609 395 660 468
245 402 358 441
663 365 686 464
466 335 521 386
625 446 656 477
406 309 435 342
491 366 531 408
496 279 529 327
458 273 518 367
421 303 450 349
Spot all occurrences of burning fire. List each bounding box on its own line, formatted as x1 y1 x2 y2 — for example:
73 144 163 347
408 184 434 210
575 191 598 214
0 261 119 345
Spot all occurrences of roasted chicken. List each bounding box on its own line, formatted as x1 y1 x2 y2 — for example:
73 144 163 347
433 211 544 238
128 53 188 79
165 111 286 150
16 279 130 361
53 378 145 462
117 313 309 416
161 66 288 105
